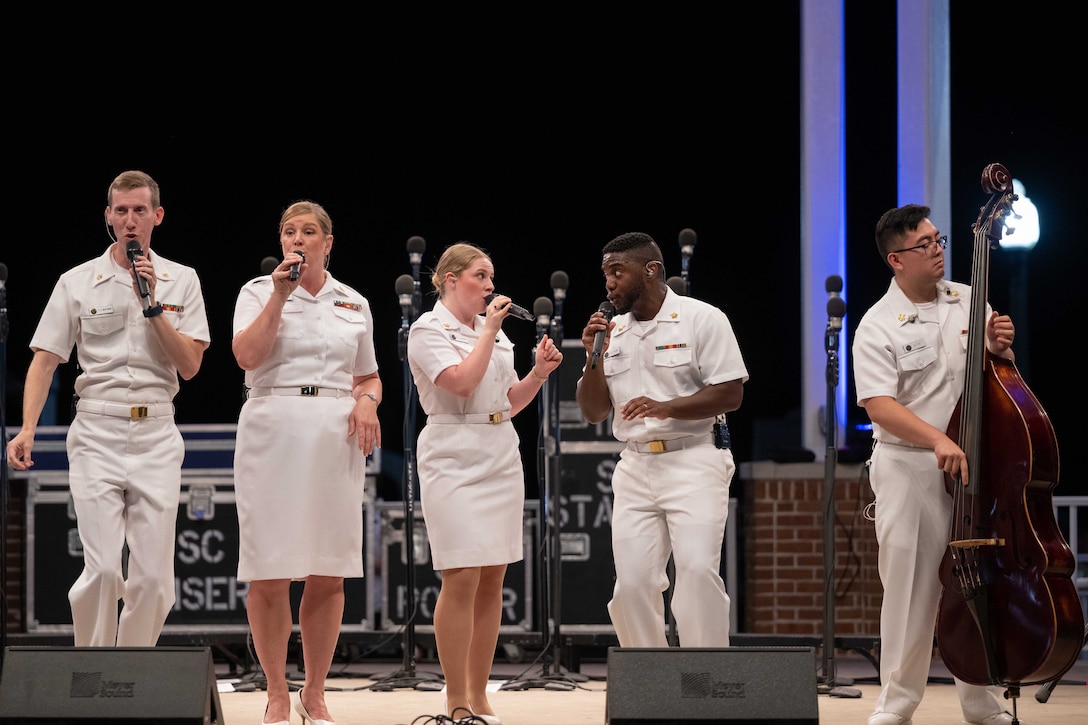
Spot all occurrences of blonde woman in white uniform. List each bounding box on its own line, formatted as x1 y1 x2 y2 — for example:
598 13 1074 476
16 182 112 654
232 201 382 725
407 242 562 725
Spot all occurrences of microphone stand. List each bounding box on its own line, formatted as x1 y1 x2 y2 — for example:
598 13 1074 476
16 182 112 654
0 268 8 666
373 249 443 691
665 235 695 647
502 288 584 692
818 313 860 698
544 299 586 685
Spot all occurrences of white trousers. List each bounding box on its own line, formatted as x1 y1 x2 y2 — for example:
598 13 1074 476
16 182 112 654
607 443 733 647
66 412 184 646
869 442 1007 722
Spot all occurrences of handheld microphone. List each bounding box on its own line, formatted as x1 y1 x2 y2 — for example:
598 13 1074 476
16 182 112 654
484 293 534 321
825 275 844 332
260 256 278 275
126 241 151 302
590 301 616 369
666 275 687 296
533 296 553 343
395 274 415 324
289 250 306 281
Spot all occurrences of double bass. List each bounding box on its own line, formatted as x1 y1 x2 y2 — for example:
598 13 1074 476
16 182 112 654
936 163 1084 702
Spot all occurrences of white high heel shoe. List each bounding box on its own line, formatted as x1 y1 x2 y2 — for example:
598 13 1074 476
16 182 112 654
293 688 335 725
261 702 289 725
468 711 501 725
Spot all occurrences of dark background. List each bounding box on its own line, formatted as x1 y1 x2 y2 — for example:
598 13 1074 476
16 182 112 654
4 4 1085 498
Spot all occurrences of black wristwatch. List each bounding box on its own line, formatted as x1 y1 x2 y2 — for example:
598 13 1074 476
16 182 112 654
143 304 164 318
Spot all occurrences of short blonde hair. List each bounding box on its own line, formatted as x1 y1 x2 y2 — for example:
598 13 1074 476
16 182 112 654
279 200 333 236
431 242 490 298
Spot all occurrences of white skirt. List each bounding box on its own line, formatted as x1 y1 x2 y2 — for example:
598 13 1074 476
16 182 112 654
417 420 525 570
235 395 365 581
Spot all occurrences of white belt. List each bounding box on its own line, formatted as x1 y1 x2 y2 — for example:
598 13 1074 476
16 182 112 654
246 386 352 399
626 433 714 454
428 412 509 425
75 399 175 420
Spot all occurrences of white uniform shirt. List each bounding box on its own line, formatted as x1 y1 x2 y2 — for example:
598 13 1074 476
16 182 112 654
232 273 378 389
596 288 748 443
852 278 989 444
408 300 517 416
30 245 210 404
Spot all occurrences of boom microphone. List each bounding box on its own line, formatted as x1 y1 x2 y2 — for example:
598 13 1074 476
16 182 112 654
590 301 616 369
289 250 306 281
679 228 697 258
484 293 534 321
260 256 278 275
825 275 844 332
395 274 415 323
666 276 687 296
533 296 553 343
550 270 569 303
126 240 151 303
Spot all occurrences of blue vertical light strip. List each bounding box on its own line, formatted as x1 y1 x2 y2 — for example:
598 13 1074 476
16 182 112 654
801 0 847 459
897 0 951 271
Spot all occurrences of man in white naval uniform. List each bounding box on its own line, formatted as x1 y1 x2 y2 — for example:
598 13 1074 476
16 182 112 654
6 170 210 647
576 231 748 648
853 204 1017 725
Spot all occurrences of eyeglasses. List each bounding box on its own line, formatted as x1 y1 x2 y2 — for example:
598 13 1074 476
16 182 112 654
892 234 948 256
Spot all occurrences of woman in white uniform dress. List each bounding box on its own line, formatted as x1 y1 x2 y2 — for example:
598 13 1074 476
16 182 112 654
232 201 382 725
407 243 562 724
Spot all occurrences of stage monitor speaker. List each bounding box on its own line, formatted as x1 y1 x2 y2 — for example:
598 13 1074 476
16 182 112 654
606 646 818 724
0 646 223 724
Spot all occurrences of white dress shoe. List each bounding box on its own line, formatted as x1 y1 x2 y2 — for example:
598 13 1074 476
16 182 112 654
868 713 911 725
967 712 1017 725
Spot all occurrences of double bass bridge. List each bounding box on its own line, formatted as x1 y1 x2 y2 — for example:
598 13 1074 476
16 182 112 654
949 537 1005 550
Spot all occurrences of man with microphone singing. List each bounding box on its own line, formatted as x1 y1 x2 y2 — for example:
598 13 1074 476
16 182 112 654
5 170 210 648
576 231 748 648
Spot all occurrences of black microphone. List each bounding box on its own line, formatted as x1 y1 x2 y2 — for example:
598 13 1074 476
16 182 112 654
0 262 8 344
407 235 426 272
825 275 844 332
260 256 278 275
550 270 569 304
679 228 697 259
679 228 696 294
395 274 415 323
533 296 553 343
484 293 534 321
407 235 426 316
289 250 306 281
666 276 687 296
550 269 568 338
590 301 616 369
126 241 151 303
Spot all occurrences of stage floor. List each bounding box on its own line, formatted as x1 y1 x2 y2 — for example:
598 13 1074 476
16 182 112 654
211 652 1088 725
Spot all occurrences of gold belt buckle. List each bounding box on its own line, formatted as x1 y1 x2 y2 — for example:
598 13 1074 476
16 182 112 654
648 440 667 453
130 406 149 419
300 386 319 396
488 412 504 424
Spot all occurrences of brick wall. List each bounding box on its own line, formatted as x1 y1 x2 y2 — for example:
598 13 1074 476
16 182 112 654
738 461 882 637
